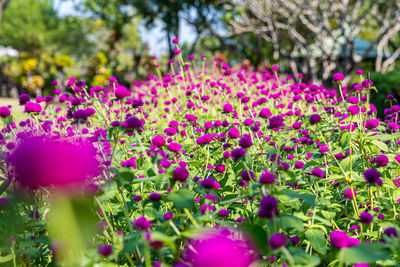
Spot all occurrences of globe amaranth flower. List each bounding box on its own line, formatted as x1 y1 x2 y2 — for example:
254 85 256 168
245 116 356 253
98 244 113 257
227 127 240 139
152 135 166 147
311 168 325 178
332 73 345 82
269 115 284 129
239 134 253 148
6 135 102 190
375 155 388 167
259 108 272 119
217 209 229 217
24 102 42 113
200 177 220 189
365 119 379 129
258 195 279 219
0 106 11 118
215 164 225 173
347 106 360 115
19 94 30 105
330 231 359 248
124 116 143 130
173 167 189 181
259 171 275 184
231 148 246 162
309 114 321 124
134 216 152 230
167 142 182 153
344 188 356 199
384 227 398 238
363 168 382 186
269 233 287 249
222 103 233 113
359 212 373 225
240 170 254 181
149 192 161 201
181 228 259 267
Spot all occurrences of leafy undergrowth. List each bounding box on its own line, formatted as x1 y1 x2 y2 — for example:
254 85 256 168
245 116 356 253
0 56 399 267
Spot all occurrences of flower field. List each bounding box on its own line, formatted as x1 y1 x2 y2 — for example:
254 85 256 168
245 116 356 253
0 53 400 267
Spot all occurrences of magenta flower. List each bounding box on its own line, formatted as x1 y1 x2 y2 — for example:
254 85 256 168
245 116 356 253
258 195 279 219
269 233 287 249
173 167 189 181
259 171 275 184
330 231 359 248
181 228 259 267
332 73 345 82
134 216 152 231
7 135 102 190
0 106 11 117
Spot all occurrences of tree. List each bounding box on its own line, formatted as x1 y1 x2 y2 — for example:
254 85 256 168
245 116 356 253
228 0 400 82
0 0 10 23
133 0 227 59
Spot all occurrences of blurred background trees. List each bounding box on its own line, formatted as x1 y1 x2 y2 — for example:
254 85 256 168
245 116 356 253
0 0 400 110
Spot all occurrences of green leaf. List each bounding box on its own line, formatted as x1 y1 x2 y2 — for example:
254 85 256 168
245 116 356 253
321 210 336 220
289 248 321 267
279 215 305 232
240 224 268 254
339 132 351 148
0 254 13 263
340 243 391 264
367 134 399 141
370 140 388 152
167 189 195 209
304 229 327 254
339 155 360 171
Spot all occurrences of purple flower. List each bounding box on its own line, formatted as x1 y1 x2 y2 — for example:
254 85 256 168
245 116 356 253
311 168 324 178
258 195 279 219
228 128 240 139
259 108 272 119
200 177 219 189
98 244 113 257
363 168 381 185
240 170 254 181
239 134 253 148
19 94 30 105
149 192 161 201
347 106 360 115
344 188 356 199
0 106 11 118
152 135 166 147
72 109 88 121
333 73 345 82
217 209 229 217
365 119 379 129
7 135 102 190
384 227 398 238
259 171 275 184
269 115 284 129
375 155 388 167
330 231 359 248
289 236 300 244
164 212 174 220
124 116 143 130
181 228 258 267
134 217 152 230
24 102 42 113
231 148 246 162
294 161 305 169
173 167 189 181
359 212 373 224
223 103 233 113
269 233 287 249
309 114 321 124
167 142 182 153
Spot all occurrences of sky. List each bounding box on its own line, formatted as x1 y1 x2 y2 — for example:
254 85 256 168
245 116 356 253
54 0 197 57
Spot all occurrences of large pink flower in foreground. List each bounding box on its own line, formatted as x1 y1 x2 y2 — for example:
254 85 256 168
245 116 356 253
181 228 259 267
7 135 102 190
